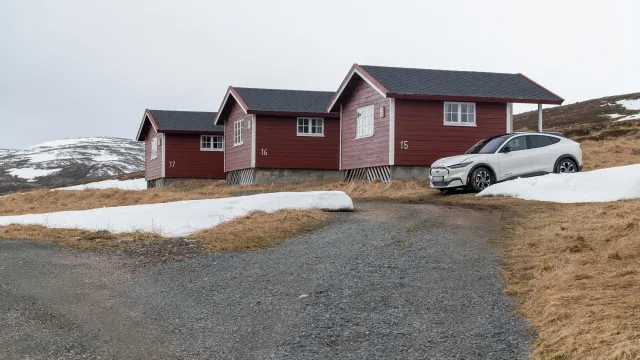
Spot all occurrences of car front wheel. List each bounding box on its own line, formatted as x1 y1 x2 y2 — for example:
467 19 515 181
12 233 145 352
469 167 494 193
555 158 577 174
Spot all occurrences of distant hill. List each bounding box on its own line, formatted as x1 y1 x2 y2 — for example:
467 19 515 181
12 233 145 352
514 92 640 131
0 137 144 194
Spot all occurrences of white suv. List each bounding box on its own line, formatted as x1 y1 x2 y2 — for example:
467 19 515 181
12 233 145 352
429 132 583 193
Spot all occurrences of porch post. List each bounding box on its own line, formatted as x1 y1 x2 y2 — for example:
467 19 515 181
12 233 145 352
506 103 513 132
537 104 543 132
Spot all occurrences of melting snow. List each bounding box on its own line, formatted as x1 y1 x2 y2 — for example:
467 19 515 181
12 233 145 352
0 191 355 236
7 168 61 180
616 99 640 111
616 113 640 122
477 165 640 203
56 178 147 191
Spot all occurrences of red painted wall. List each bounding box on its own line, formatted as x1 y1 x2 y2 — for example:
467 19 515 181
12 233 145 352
340 77 390 170
394 100 507 165
255 115 339 169
164 133 225 179
144 126 163 181
223 102 253 172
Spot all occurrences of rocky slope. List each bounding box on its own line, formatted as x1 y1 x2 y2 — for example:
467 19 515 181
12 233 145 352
0 137 144 194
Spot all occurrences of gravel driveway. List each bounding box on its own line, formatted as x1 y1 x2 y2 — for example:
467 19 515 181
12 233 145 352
0 202 532 359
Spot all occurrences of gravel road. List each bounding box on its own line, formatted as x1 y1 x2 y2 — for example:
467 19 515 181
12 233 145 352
0 202 532 359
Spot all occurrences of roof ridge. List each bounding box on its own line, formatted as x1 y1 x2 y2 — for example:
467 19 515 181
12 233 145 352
233 87 335 94
360 64 519 76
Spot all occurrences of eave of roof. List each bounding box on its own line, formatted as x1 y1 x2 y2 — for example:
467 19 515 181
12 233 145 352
328 64 564 111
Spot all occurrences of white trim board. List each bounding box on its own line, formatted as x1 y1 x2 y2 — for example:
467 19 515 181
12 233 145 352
327 66 387 112
250 114 257 168
388 98 395 166
213 87 249 125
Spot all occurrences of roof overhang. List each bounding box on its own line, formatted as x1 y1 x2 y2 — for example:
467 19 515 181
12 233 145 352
248 110 340 118
135 109 159 141
162 129 224 135
386 93 564 105
213 86 249 125
327 64 389 112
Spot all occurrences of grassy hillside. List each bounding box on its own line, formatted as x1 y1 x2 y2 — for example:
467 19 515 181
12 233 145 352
514 92 640 130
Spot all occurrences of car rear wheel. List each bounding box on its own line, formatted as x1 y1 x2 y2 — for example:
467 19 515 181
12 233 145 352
469 167 494 193
556 158 577 174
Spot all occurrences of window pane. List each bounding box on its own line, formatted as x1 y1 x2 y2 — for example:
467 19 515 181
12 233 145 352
461 114 468 123
527 135 553 149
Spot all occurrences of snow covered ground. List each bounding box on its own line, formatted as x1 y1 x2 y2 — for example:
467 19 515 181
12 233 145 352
0 191 354 236
0 137 144 182
7 168 61 181
601 99 640 122
478 164 640 203
55 178 147 191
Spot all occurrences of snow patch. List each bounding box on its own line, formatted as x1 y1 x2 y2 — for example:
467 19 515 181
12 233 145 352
615 113 640 122
477 165 640 203
0 191 355 236
55 179 147 191
616 99 640 111
605 113 625 119
7 168 62 180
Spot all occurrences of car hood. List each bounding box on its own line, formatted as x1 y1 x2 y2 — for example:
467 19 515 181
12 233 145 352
432 154 483 167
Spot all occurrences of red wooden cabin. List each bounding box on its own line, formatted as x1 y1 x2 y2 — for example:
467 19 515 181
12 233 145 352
214 87 340 185
136 109 225 188
329 64 564 181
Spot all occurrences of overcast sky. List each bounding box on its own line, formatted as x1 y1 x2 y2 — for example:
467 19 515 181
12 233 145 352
1 0 638 149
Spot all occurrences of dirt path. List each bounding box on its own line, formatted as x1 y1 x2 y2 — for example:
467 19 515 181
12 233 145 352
0 202 532 359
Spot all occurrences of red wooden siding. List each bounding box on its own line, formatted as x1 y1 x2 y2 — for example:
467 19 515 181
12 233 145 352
340 77 390 169
254 115 339 169
144 126 163 181
164 133 225 179
223 102 253 172
394 100 506 165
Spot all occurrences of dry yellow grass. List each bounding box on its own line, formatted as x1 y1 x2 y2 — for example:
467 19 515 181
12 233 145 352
0 179 437 216
0 210 328 252
0 224 162 250
499 199 640 360
190 209 327 252
581 138 640 171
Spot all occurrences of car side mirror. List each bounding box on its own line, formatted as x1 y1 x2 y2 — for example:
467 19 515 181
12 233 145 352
501 146 512 153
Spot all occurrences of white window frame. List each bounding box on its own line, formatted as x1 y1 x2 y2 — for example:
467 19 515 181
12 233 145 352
444 102 476 127
297 117 324 137
233 120 244 146
150 137 158 159
200 135 224 151
356 105 374 139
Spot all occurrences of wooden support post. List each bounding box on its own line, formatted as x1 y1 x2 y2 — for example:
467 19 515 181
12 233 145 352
538 104 543 132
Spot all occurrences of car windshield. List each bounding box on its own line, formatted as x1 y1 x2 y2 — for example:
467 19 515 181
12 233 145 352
466 135 512 154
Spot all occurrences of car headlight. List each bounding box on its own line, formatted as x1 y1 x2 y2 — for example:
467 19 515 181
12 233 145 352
448 161 473 169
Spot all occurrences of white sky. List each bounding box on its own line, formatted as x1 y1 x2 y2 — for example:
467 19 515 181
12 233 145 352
1 0 638 149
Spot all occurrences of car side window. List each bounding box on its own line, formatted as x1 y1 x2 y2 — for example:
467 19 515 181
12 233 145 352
527 135 554 149
502 136 527 152
549 136 560 144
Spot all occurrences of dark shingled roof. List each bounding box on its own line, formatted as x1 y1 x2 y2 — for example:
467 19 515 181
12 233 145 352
360 65 563 103
148 110 223 132
234 88 335 113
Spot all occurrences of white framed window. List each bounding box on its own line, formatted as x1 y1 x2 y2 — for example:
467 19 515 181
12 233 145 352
201 135 224 151
444 102 476 126
297 118 324 136
234 120 244 146
150 137 158 159
356 105 374 138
